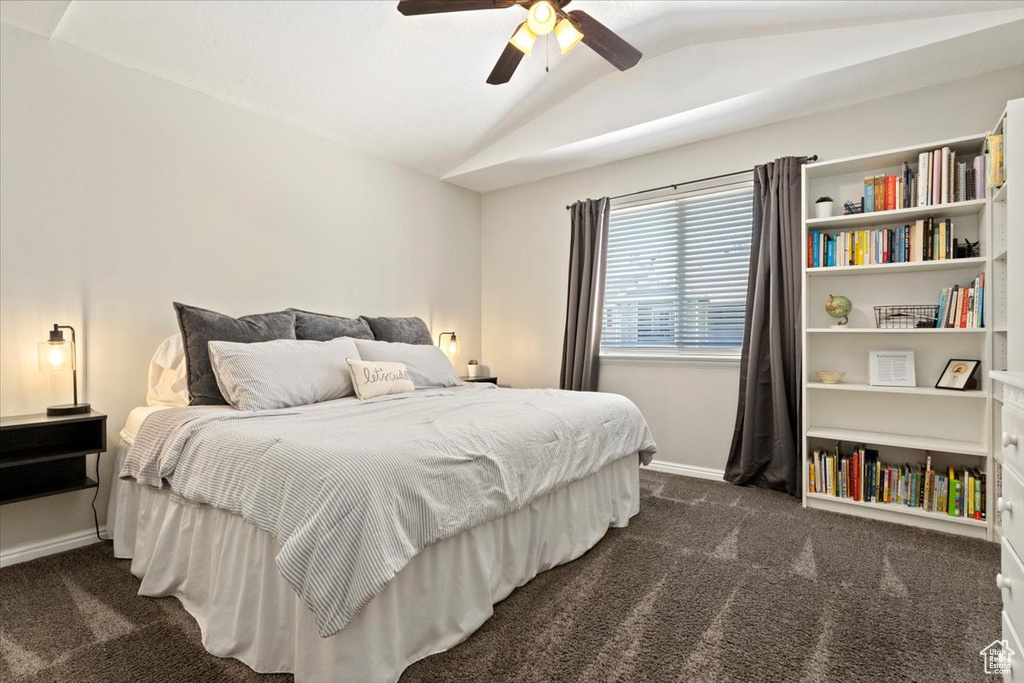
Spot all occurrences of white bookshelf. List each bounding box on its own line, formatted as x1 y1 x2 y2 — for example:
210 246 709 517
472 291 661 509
989 99 1023 553
801 131 998 540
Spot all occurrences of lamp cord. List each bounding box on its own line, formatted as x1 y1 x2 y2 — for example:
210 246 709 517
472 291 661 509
91 452 102 541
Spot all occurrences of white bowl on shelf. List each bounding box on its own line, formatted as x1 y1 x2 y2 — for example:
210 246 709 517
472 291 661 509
815 371 845 384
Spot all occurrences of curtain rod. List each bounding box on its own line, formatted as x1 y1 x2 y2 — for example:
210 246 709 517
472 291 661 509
564 155 819 210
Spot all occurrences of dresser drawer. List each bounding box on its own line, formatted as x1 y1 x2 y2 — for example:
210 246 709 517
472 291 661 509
1002 466 1024 558
1004 403 1024 475
1003 611 1023 683
1001 539 1024 640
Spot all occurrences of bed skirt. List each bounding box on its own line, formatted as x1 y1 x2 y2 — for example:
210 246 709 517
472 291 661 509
110 445 641 682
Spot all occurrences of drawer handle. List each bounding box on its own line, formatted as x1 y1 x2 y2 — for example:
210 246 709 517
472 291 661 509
996 573 1012 591
1004 431 1019 448
997 497 1014 514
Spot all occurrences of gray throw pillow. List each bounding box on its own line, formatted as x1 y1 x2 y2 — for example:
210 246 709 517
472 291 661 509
174 302 296 406
288 308 374 341
359 316 432 345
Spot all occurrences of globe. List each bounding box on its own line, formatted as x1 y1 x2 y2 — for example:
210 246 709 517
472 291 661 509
825 294 852 326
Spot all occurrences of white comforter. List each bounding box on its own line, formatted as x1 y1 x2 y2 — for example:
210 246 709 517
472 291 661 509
121 384 656 637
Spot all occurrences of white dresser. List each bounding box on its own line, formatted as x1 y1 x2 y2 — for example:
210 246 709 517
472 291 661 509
994 371 1024 682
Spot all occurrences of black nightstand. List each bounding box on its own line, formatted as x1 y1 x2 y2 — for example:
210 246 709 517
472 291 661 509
0 411 107 535
462 376 498 385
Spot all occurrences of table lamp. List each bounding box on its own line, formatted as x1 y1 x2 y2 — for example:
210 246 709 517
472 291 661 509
38 323 90 416
437 331 458 356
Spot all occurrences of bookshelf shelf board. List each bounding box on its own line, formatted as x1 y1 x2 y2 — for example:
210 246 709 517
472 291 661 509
992 183 1008 203
805 492 987 527
806 382 987 398
806 256 987 277
804 134 986 177
995 249 1008 261
805 426 988 456
805 199 987 229
806 328 987 334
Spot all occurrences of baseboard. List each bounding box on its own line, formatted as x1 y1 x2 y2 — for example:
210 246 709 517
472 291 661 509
646 459 725 481
0 526 107 568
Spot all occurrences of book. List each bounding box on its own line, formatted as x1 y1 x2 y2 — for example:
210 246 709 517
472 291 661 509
974 155 985 197
918 152 930 206
948 466 958 516
987 134 1005 188
864 177 875 213
932 149 942 206
941 147 950 204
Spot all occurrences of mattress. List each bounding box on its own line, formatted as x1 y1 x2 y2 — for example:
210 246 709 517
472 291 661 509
120 386 656 637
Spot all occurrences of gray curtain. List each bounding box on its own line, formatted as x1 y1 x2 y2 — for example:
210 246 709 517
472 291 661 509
725 157 804 496
560 198 610 391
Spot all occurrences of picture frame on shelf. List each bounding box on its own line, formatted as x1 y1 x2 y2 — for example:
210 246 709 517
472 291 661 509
868 348 916 387
935 359 981 391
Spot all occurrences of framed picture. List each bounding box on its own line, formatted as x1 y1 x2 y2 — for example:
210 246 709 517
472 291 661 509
869 349 916 387
935 359 981 391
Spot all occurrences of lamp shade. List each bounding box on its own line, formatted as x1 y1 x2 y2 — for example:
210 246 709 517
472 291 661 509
554 18 583 54
509 22 536 56
447 333 458 356
526 1 556 36
38 339 72 372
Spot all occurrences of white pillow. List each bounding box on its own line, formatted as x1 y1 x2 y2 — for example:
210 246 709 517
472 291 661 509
354 339 462 389
347 359 415 400
208 337 360 411
146 334 189 406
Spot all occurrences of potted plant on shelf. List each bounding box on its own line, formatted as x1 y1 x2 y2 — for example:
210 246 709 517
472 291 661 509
467 359 481 378
815 196 835 219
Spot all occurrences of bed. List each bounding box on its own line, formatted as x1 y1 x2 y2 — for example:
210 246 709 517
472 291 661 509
110 383 656 682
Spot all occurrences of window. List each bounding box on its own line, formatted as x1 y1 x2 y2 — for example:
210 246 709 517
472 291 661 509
601 181 754 358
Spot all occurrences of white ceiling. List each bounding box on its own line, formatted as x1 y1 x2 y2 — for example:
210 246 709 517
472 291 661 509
2 1 1023 192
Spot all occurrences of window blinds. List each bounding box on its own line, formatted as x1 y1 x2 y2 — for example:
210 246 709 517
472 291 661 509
601 184 754 352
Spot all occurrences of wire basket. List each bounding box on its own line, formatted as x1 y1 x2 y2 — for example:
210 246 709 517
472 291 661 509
874 305 939 329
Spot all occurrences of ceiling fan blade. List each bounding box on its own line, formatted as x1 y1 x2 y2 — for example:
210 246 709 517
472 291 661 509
568 10 642 71
397 0 516 15
486 41 525 85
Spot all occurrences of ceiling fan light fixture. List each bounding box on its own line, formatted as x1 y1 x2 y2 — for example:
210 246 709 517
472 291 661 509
509 22 537 56
554 17 583 54
526 0 556 36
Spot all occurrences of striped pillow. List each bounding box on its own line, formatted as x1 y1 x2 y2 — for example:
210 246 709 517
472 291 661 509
208 338 360 411
354 339 462 389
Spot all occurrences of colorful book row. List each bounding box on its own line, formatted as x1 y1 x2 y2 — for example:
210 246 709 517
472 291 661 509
807 447 985 520
913 148 983 208
937 274 985 329
808 218 962 268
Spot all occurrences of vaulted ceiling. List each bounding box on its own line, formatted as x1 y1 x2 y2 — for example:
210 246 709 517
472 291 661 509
3 1 1023 192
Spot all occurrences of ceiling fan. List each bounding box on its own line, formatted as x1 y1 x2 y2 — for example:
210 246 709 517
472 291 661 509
396 0 642 85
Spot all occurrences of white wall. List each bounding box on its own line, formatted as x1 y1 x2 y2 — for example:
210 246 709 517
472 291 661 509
0 25 482 552
480 66 1024 473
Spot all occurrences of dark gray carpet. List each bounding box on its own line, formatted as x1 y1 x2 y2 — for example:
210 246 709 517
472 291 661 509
0 471 1001 682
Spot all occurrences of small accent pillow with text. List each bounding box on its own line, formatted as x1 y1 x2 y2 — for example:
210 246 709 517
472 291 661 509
347 359 415 400
208 337 360 411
